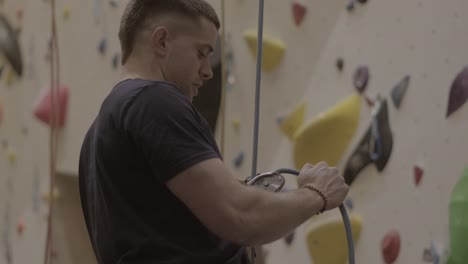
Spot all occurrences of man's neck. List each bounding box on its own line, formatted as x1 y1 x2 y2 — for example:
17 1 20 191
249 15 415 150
121 56 165 82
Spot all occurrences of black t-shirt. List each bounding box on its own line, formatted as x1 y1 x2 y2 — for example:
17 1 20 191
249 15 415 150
78 79 248 264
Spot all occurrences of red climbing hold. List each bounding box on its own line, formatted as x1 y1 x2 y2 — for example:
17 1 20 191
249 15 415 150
292 2 307 26
17 217 25 235
414 165 424 186
0 98 3 127
33 85 69 127
381 230 401 264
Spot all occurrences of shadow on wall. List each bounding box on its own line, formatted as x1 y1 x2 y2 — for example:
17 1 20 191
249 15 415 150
192 63 222 133
54 175 96 263
192 34 223 133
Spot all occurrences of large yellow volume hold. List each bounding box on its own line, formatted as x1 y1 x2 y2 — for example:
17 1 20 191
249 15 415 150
292 94 361 168
243 30 285 72
279 101 306 140
305 213 362 264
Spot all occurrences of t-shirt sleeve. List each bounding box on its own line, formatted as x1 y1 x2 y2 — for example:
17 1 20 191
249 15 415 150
123 86 221 183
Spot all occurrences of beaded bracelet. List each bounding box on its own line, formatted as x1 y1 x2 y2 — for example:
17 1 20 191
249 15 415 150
300 184 328 214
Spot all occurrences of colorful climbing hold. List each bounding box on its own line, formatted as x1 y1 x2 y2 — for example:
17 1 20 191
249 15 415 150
7 147 16 164
42 187 60 202
293 94 361 168
0 98 3 127
344 198 354 210
353 65 370 93
414 165 424 186
0 13 23 76
284 231 295 245
233 151 244 168
33 85 69 128
16 9 23 20
109 0 119 8
243 30 285 72
63 7 71 20
391 75 410 109
447 167 468 264
305 213 362 264
278 101 306 140
98 38 107 54
112 53 120 69
344 99 393 186
5 68 14 86
16 217 25 235
291 2 307 26
381 230 401 264
231 118 240 130
446 66 468 117
336 57 344 72
346 0 355 11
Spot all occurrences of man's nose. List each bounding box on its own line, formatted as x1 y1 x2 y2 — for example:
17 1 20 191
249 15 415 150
201 61 213 80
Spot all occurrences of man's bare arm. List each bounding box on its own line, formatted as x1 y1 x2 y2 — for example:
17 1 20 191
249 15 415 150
166 158 326 246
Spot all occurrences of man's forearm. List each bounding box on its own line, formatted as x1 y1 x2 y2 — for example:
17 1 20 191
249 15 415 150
233 184 324 246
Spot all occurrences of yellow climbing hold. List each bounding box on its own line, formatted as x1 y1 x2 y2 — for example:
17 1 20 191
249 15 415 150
243 30 285 71
42 187 60 202
5 68 14 86
7 147 16 163
232 118 240 130
63 7 71 20
279 101 306 140
292 94 361 168
306 213 362 264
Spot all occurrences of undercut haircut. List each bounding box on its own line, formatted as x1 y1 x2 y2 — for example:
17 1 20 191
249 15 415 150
118 0 220 64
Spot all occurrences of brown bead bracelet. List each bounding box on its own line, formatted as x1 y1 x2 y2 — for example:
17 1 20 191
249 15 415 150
301 184 328 214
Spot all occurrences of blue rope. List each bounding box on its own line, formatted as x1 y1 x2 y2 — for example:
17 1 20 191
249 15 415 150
251 0 264 178
274 169 355 264
249 1 355 263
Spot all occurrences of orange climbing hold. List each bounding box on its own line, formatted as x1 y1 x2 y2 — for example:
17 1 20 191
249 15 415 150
381 230 401 264
33 85 69 127
292 2 307 26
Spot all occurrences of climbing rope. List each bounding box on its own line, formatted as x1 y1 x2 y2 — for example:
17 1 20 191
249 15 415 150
44 0 60 263
248 0 355 264
219 0 226 155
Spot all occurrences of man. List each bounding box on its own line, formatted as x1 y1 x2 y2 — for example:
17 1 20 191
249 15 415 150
78 1 349 263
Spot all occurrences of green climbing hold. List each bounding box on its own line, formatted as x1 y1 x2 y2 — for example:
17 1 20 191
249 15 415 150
447 167 468 264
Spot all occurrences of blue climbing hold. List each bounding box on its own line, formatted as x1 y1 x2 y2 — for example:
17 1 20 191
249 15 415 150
346 0 355 11
233 151 244 168
98 38 107 54
344 198 354 210
112 53 119 69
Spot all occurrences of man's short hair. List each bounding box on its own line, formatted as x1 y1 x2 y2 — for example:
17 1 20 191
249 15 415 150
118 0 221 64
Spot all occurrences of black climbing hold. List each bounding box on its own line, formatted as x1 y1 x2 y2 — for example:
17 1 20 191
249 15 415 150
346 1 355 11
391 75 410 109
336 57 344 72
343 99 393 186
0 14 23 76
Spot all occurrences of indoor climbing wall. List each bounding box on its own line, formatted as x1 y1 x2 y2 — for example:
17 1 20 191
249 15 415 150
227 0 468 264
1 0 467 263
0 0 126 263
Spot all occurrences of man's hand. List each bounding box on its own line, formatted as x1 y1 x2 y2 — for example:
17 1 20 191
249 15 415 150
297 161 349 211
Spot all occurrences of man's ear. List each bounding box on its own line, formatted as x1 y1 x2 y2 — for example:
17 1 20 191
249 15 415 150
151 26 169 56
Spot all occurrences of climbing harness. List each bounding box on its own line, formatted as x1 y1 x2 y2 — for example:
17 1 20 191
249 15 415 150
243 0 356 263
